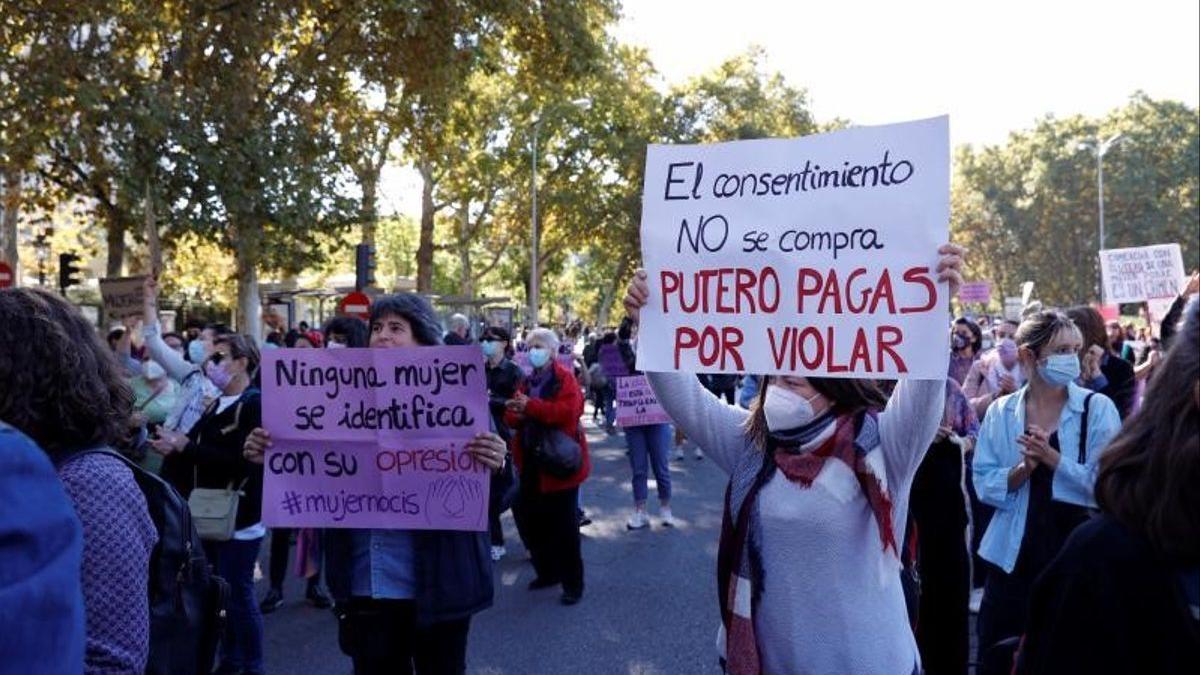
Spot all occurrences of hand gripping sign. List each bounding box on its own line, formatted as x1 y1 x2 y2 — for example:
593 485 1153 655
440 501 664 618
261 346 490 531
636 116 951 379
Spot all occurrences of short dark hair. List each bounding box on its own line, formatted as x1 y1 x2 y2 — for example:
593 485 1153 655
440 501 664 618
1096 298 1199 564
1066 305 1111 354
323 316 369 348
743 376 889 448
0 288 135 455
370 294 443 346
481 325 511 343
162 331 184 345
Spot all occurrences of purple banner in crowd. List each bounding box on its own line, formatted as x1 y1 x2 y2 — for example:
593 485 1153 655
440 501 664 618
260 346 489 531
615 375 672 428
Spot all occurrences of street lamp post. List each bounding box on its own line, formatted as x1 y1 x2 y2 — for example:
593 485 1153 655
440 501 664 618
529 97 591 328
1078 134 1125 301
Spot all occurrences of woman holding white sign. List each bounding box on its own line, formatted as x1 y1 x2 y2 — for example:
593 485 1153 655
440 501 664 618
623 244 964 675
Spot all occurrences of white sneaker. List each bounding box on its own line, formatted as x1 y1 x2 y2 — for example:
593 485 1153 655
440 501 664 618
626 510 650 530
694 448 704 460
660 508 676 528
490 545 507 561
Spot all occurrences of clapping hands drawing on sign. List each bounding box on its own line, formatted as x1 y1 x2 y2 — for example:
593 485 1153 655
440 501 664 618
426 475 486 528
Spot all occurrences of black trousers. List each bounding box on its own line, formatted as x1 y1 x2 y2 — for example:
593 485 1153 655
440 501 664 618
488 508 505 547
268 528 292 590
910 440 971 675
512 482 583 594
337 598 470 675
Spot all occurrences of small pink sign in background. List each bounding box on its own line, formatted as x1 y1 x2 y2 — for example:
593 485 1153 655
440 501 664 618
615 375 672 428
958 281 992 304
260 346 489 531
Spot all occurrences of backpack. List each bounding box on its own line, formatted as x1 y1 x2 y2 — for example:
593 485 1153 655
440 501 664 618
63 448 228 675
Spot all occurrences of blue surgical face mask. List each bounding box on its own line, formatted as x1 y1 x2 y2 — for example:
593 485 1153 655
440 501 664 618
1037 353 1080 388
481 340 499 358
188 340 207 364
528 347 550 369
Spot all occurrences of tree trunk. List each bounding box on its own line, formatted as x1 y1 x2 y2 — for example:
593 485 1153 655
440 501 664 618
360 170 378 247
457 201 474 299
1 172 19 273
235 241 262 340
415 162 436 293
596 254 631 328
105 211 127 277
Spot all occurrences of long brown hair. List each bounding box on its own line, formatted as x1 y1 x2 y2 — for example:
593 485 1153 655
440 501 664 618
1095 298 1199 564
0 287 135 455
744 375 888 448
1065 305 1112 354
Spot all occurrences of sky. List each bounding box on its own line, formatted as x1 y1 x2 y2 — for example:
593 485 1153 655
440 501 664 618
378 0 1200 216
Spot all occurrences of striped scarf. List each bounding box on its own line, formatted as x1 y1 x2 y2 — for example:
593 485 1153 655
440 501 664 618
717 410 894 675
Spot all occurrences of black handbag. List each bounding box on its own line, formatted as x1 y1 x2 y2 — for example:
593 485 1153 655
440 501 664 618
534 426 583 479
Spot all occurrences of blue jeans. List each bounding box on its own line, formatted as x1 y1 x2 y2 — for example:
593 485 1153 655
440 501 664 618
626 423 672 503
205 537 265 674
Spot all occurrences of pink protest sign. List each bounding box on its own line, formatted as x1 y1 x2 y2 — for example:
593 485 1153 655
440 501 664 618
958 281 991 304
260 346 490 531
615 375 672 427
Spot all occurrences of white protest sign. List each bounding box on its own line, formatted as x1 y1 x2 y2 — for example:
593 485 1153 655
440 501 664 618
636 116 950 379
1099 244 1185 304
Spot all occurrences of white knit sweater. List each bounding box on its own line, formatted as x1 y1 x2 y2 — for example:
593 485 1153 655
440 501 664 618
646 372 944 675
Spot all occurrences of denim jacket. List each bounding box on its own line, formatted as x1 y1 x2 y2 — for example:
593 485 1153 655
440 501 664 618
972 382 1121 573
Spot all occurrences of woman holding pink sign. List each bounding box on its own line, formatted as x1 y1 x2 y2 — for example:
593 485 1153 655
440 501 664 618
243 293 509 675
623 244 965 675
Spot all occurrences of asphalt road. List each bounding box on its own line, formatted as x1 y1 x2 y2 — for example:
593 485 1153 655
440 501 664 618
261 413 730 675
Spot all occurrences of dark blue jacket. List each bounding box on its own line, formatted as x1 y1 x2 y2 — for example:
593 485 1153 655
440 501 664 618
324 528 493 626
0 422 86 674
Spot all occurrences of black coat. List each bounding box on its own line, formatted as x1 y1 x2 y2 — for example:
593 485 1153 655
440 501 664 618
1099 353 1135 420
486 358 524 441
1018 515 1200 675
164 388 264 530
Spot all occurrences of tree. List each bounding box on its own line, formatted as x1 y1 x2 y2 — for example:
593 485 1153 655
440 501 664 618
953 94 1199 306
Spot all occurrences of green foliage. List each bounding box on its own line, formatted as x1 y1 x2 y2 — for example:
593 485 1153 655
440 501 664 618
953 93 1199 307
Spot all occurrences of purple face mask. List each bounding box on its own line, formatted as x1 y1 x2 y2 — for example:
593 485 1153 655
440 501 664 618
204 359 234 390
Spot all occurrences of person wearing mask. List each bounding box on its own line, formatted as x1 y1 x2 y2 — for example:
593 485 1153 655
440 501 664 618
505 327 590 606
624 244 965 675
1016 298 1200 675
481 325 523 561
964 320 1023 420
128 360 179 475
0 422 86 675
0 288 157 674
1068 305 1136 420
141 276 225 436
444 313 472 345
906 378 979 675
243 294 507 675
949 317 983 385
151 333 265 675
972 311 1121 674
260 330 333 615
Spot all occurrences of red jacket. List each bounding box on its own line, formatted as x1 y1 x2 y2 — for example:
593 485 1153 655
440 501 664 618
504 360 589 492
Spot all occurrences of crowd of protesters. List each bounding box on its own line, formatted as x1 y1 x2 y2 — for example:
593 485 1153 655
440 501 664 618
1 255 1197 675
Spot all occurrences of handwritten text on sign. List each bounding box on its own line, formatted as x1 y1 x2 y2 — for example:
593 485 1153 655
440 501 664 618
99 276 146 322
615 375 672 427
261 346 490 531
1099 244 1185 304
636 117 951 379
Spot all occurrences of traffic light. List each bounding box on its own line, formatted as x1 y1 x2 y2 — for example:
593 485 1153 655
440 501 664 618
58 252 82 293
354 243 376 291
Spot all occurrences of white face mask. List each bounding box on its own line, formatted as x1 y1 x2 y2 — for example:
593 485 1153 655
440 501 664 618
762 384 823 431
